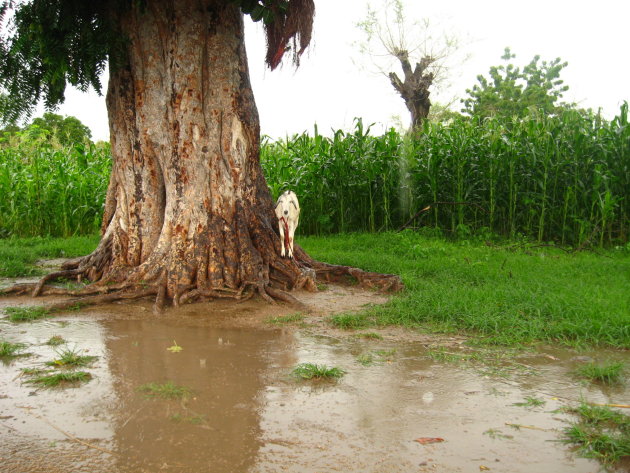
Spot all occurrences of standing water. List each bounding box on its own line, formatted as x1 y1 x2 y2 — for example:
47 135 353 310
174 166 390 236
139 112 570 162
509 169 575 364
0 294 628 473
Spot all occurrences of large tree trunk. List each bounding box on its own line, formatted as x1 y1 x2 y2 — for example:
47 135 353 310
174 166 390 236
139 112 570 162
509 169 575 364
12 0 402 309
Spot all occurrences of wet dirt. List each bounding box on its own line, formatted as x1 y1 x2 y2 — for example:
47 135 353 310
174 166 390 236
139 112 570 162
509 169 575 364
0 287 628 473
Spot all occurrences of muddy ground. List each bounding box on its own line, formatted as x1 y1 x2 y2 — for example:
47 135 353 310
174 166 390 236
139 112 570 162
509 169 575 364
0 277 629 473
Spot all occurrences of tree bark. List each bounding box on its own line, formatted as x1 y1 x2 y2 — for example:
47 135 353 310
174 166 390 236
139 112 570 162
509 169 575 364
16 0 403 309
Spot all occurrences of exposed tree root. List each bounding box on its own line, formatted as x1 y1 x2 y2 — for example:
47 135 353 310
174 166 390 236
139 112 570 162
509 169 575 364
1 220 402 313
295 246 404 293
48 288 158 312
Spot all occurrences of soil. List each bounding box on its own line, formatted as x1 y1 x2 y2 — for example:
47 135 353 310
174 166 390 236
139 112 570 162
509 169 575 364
0 274 629 473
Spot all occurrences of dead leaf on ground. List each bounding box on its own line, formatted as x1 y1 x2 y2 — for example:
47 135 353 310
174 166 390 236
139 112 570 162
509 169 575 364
414 437 445 445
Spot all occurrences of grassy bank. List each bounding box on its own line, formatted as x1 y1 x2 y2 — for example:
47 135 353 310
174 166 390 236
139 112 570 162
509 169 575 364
0 235 99 277
2 233 628 348
300 232 630 348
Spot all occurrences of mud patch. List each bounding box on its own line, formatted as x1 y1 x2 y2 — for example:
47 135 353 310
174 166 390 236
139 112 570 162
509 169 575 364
0 289 628 472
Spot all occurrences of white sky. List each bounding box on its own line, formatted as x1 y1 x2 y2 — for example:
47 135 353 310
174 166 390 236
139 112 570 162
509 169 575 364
55 0 630 142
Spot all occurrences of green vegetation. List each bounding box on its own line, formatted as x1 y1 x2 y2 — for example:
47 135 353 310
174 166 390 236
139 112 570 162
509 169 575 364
45 347 97 368
563 403 630 468
137 381 192 400
45 335 66 346
3 232 628 348
329 313 370 330
462 48 569 119
356 348 396 366
262 105 629 246
483 428 513 440
24 371 92 387
301 232 630 348
292 363 346 380
0 339 28 358
265 313 305 325
0 235 99 277
354 332 383 340
2 103 629 247
574 362 626 385
21 367 53 376
169 413 206 425
356 353 374 365
0 143 111 238
4 306 50 322
513 396 546 408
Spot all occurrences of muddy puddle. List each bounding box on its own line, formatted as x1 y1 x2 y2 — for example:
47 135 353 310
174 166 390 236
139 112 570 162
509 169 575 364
0 289 629 473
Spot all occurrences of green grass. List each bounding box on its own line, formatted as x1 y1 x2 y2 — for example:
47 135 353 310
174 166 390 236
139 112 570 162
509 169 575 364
0 339 28 358
329 313 371 330
25 371 92 387
265 313 305 325
574 362 626 385
3 232 628 349
513 396 546 408
563 403 630 468
45 347 98 367
46 335 66 346
169 413 206 424
354 332 384 340
3 306 51 322
137 381 192 399
0 235 99 278
301 232 630 348
291 363 346 380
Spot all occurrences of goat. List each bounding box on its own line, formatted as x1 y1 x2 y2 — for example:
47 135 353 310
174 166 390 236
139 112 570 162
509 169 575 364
275 190 300 259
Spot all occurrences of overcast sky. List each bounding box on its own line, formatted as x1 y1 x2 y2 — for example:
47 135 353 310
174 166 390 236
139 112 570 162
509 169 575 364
54 0 629 142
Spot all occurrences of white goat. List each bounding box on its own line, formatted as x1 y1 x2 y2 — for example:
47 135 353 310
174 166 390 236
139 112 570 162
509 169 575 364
275 190 300 259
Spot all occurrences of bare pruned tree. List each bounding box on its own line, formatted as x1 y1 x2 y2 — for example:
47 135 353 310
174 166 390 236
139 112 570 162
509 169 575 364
356 0 463 131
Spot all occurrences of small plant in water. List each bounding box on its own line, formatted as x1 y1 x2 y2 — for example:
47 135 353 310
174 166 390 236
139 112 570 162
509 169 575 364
574 361 625 385
21 367 54 376
0 340 28 358
483 428 513 440
356 353 374 366
292 363 345 380
46 335 66 346
25 371 92 387
512 396 546 408
329 313 370 330
4 306 50 322
562 403 630 468
137 381 192 399
170 412 206 424
266 313 304 325
355 332 383 340
46 347 98 367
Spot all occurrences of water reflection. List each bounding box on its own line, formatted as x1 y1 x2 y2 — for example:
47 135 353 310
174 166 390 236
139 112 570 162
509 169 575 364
101 319 295 473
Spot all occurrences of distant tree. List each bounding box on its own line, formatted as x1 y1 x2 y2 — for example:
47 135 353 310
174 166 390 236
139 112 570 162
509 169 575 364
462 48 571 119
29 113 92 146
356 0 463 132
0 0 401 309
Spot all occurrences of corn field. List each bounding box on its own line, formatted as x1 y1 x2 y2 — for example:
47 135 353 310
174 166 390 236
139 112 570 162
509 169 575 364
0 143 110 237
263 104 629 246
0 104 628 245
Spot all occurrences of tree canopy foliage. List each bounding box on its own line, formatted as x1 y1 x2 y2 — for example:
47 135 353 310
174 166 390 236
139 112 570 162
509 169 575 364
0 0 314 124
0 112 92 147
462 47 570 119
